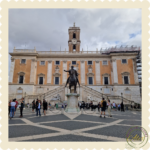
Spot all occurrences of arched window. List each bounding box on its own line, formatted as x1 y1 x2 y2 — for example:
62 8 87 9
73 45 76 51
73 33 76 38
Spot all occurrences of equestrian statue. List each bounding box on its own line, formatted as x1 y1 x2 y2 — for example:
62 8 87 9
64 66 80 93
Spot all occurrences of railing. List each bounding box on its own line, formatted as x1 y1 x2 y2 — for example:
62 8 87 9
27 86 65 102
12 46 141 55
81 85 136 104
38 51 103 54
13 49 36 53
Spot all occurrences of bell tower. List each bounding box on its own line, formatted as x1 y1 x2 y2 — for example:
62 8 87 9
68 23 81 52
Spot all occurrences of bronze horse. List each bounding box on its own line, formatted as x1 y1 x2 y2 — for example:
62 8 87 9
64 66 80 93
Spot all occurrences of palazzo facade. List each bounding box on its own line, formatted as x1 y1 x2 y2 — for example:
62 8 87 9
9 24 141 104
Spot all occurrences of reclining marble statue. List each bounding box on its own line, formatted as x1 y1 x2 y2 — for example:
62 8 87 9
50 94 61 101
64 66 80 93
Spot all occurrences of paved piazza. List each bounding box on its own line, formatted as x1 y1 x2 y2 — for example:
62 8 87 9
9 108 141 142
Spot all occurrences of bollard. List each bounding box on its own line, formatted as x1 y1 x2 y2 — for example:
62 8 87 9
54 107 56 111
90 107 92 111
81 108 84 114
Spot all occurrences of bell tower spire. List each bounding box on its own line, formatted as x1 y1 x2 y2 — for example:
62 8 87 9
68 23 81 53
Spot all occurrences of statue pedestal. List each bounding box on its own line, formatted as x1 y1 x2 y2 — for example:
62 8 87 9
65 93 80 113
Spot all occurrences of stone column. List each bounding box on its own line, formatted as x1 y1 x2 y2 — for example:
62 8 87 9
95 61 100 85
47 61 52 85
132 58 139 84
112 59 118 84
63 61 67 85
81 60 85 85
30 59 36 84
9 58 15 83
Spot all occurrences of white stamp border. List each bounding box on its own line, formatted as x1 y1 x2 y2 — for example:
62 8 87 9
0 1 148 150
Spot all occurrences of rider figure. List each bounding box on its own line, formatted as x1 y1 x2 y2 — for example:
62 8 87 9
64 66 80 87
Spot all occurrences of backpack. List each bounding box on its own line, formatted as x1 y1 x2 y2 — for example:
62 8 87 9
103 100 107 108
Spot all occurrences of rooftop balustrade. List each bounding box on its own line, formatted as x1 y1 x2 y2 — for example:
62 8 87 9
12 46 141 55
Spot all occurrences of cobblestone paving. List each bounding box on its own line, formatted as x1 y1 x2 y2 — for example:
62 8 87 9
9 108 141 142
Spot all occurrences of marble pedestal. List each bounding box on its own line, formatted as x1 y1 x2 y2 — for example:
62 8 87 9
65 93 80 113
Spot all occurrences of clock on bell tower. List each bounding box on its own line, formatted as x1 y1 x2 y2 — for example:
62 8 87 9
68 23 81 52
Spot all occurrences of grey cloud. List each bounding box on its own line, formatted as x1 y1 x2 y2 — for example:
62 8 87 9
9 8 141 72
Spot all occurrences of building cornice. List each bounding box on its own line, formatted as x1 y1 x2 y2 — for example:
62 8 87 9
110 52 138 57
9 53 38 57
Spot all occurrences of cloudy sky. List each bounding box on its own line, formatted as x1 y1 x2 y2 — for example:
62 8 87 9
9 9 141 72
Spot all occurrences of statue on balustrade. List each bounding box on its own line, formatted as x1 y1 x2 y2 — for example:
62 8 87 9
64 66 80 93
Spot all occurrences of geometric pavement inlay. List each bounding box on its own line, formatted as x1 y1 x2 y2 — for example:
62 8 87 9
9 125 58 138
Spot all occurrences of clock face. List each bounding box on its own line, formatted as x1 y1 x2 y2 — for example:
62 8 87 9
72 39 77 44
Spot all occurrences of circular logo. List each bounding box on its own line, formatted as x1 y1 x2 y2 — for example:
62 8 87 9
126 126 148 148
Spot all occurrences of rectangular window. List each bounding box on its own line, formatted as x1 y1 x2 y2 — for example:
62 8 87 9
21 59 26 64
88 77 93 85
39 77 43 84
55 77 59 85
19 76 24 84
124 76 129 84
103 60 108 65
56 61 60 65
122 59 127 64
40 61 45 65
88 61 92 65
104 77 108 85
72 61 76 65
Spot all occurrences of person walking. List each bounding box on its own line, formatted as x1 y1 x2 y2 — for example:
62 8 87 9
36 99 38 114
98 102 101 112
43 99 47 116
32 100 35 112
100 98 107 118
49 102 51 110
118 103 121 111
14 99 18 116
113 102 117 111
121 102 124 112
107 99 112 117
8 100 12 115
19 98 24 118
36 100 41 116
10 99 16 119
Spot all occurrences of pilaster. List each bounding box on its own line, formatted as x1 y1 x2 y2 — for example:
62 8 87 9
30 59 36 84
80 60 85 85
9 58 15 83
63 61 67 85
112 59 118 84
95 61 100 85
47 61 52 85
132 58 139 84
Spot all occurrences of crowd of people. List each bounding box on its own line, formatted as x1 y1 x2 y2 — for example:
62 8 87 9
31 99 50 116
8 98 24 119
79 98 125 118
9 97 127 119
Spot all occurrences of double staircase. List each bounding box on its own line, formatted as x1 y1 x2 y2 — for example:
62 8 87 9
81 85 140 105
10 85 140 106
